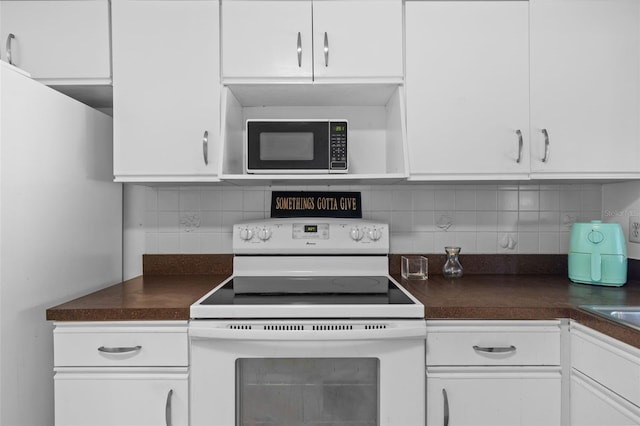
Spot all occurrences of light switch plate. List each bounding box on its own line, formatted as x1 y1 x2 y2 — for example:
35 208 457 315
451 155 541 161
629 216 640 243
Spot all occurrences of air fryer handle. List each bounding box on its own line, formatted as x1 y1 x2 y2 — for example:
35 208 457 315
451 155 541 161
591 252 602 282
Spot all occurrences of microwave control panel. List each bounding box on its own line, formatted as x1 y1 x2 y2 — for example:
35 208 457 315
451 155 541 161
329 121 348 172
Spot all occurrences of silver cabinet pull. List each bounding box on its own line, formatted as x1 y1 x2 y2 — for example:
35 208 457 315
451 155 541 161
515 129 523 163
541 128 550 163
97 345 142 354
473 345 516 353
323 32 329 67
165 389 173 426
6 33 15 65
442 388 449 426
297 32 302 67
202 130 209 165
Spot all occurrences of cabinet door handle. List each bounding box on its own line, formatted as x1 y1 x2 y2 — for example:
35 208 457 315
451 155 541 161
202 130 209 165
323 32 329 67
97 345 142 353
473 345 516 353
541 128 550 163
165 389 173 426
442 388 449 426
297 32 302 67
515 129 523 163
6 33 15 65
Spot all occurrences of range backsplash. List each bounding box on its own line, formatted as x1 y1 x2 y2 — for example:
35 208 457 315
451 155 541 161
123 183 603 278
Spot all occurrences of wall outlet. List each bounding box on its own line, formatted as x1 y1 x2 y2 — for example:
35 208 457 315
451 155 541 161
630 216 640 243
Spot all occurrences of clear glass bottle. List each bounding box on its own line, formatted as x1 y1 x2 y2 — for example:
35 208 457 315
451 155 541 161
442 246 463 278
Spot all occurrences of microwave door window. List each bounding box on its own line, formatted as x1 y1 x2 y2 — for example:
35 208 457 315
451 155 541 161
260 132 315 161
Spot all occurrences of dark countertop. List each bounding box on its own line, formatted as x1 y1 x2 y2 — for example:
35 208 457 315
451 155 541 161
46 268 640 348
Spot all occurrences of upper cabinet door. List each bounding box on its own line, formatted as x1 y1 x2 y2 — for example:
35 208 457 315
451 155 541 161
112 0 220 182
405 1 529 179
312 0 403 82
0 0 111 83
530 0 640 176
221 0 313 82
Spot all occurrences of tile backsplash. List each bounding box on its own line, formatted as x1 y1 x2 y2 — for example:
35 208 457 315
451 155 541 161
125 183 602 274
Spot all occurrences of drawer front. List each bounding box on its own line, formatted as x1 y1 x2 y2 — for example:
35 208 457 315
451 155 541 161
54 322 188 367
571 322 640 407
426 320 561 366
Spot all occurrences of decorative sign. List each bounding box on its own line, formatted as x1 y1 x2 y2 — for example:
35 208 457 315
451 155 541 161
271 191 362 218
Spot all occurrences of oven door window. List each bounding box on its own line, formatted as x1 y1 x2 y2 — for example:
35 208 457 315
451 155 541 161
236 358 379 425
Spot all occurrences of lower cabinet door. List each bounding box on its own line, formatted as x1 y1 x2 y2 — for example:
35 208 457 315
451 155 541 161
427 368 561 426
54 369 188 426
571 370 640 426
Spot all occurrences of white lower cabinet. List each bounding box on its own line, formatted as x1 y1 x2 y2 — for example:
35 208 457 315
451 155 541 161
570 322 640 425
55 369 188 426
53 321 189 426
426 320 562 426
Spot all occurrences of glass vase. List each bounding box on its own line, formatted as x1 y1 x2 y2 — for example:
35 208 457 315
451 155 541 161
442 246 463 278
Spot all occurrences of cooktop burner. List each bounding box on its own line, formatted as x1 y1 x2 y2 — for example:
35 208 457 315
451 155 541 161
198 276 415 306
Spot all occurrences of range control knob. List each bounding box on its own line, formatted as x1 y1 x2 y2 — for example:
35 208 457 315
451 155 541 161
368 227 382 241
239 227 254 241
350 227 363 241
258 227 272 241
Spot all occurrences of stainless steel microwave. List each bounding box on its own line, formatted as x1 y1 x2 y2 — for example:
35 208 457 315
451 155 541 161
246 119 348 174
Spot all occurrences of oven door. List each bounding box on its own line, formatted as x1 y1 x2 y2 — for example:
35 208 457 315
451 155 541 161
190 319 426 426
246 120 330 173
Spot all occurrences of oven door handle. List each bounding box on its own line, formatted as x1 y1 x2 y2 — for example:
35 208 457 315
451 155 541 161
189 326 426 341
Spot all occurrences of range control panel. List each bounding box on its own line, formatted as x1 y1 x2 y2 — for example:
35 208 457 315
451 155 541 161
233 218 388 255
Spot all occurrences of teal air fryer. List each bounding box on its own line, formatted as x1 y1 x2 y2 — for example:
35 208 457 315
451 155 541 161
568 220 627 286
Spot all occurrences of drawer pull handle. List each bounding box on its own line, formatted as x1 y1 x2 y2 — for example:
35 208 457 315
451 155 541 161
6 33 15 65
97 345 142 354
473 345 516 353
442 388 449 426
165 389 173 426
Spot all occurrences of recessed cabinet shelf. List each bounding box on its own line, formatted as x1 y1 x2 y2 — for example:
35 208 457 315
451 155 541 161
219 84 409 185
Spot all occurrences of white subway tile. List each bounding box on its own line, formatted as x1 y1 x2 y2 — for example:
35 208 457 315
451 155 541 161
476 232 498 253
157 211 180 232
201 233 222 253
518 211 540 232
391 190 412 211
454 232 477 253
157 189 180 211
517 232 540 254
455 190 476 210
244 190 265 212
498 190 519 211
519 191 540 211
179 190 201 211
413 232 435 253
454 211 477 232
221 191 243 211
201 189 223 211
539 232 560 254
391 211 413 232
414 211 435 232
390 233 414 253
540 190 560 211
435 189 455 210
157 233 180 253
180 233 202 254
476 211 498 231
413 189 435 210
476 190 498 211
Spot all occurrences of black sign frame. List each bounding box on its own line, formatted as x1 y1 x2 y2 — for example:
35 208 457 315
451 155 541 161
270 191 362 218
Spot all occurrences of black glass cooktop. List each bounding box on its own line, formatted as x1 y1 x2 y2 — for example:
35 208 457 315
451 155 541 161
199 276 415 306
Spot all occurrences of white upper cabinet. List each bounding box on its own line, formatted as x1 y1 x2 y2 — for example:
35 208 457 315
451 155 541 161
221 1 313 81
405 0 530 180
0 0 111 83
221 0 403 83
112 0 220 182
311 0 403 82
530 0 640 178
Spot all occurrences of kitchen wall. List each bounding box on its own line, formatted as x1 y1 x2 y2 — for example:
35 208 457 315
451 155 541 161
602 181 640 259
124 183 602 278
